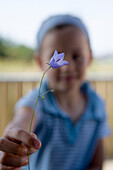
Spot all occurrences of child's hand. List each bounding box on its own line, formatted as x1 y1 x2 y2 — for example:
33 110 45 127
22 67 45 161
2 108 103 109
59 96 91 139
0 127 41 169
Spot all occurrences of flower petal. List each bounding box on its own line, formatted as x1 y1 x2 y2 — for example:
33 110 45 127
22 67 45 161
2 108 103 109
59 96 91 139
54 50 58 56
57 60 69 66
51 64 59 68
57 53 64 61
50 62 59 68
49 57 55 67
52 50 59 61
54 53 64 62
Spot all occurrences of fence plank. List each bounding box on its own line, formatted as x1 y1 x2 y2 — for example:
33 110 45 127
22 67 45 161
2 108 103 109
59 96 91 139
18 82 22 99
0 82 8 135
32 82 38 89
22 82 33 96
7 82 20 123
105 81 113 158
95 81 106 100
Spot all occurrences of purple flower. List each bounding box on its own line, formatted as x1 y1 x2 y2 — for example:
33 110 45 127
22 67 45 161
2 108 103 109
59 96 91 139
49 50 69 68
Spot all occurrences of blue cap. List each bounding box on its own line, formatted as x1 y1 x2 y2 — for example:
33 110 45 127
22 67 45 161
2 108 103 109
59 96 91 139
36 14 91 51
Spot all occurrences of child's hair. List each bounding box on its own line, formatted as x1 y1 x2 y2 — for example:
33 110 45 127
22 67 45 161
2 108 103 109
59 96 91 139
36 14 91 54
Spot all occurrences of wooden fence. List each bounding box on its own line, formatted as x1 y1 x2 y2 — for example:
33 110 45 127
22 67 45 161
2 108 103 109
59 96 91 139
0 73 113 158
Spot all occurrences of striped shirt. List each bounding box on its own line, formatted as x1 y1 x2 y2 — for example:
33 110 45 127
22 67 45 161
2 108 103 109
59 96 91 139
15 79 110 170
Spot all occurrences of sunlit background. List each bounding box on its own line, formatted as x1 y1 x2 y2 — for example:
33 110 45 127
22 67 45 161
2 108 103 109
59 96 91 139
0 0 113 56
0 0 113 73
0 1 113 169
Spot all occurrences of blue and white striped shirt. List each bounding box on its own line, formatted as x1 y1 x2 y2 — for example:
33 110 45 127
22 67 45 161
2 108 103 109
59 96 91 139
15 79 110 170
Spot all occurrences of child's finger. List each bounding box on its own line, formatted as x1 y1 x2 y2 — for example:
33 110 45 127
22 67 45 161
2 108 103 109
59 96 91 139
5 128 41 149
0 152 28 167
28 133 39 154
30 132 37 139
28 133 40 154
28 146 37 155
0 137 27 156
0 164 21 169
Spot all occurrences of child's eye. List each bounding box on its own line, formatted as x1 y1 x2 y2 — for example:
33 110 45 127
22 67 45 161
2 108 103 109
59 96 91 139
72 54 80 60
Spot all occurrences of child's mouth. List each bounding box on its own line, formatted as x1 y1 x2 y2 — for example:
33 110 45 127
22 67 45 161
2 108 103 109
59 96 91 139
60 75 75 82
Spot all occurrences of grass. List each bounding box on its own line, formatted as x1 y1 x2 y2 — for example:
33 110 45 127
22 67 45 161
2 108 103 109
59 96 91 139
0 58 113 73
88 62 113 74
0 59 41 72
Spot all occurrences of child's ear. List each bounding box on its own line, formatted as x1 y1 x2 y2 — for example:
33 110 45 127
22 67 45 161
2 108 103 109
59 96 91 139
35 55 43 69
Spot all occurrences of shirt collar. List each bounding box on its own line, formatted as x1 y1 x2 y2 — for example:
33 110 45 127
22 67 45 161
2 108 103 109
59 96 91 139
39 79 106 122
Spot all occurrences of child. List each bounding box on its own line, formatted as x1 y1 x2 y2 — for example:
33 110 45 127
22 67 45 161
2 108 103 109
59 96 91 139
0 15 110 170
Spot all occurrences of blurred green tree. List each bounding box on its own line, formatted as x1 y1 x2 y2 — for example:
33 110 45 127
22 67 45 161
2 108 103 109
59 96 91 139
0 37 34 61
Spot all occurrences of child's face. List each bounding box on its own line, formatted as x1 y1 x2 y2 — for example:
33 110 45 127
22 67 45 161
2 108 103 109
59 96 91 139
37 26 92 93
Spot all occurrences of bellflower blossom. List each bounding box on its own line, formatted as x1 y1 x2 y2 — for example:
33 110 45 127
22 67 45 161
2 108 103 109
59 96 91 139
49 50 69 68
28 50 68 170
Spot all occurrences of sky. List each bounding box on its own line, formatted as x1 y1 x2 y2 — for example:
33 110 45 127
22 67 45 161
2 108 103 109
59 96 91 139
0 0 113 58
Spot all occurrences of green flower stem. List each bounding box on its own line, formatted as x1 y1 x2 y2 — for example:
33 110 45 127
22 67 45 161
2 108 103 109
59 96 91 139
40 89 54 98
28 66 51 170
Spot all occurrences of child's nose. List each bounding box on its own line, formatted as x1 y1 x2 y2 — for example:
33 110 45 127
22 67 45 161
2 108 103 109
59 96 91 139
60 63 69 72
60 58 75 72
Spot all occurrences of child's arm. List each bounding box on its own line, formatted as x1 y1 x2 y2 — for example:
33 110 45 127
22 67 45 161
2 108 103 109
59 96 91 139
88 139 104 170
0 107 41 169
